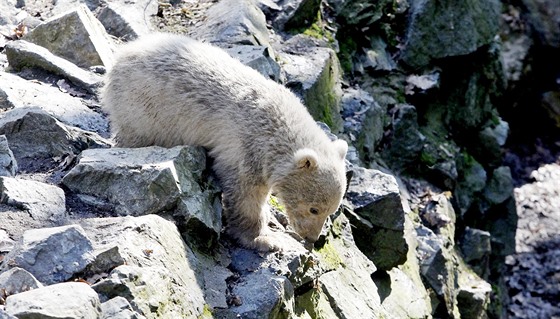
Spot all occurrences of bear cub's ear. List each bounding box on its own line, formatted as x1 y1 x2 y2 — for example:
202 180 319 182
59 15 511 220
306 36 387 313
294 148 319 169
333 139 348 160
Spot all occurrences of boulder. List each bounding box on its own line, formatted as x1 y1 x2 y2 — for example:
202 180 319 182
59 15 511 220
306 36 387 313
381 104 425 172
4 282 102 319
281 39 343 132
0 177 65 220
455 153 487 215
226 45 282 82
483 166 514 205
0 225 95 285
24 4 115 68
0 229 15 254
5 40 103 94
401 0 501 68
259 0 321 30
0 267 43 295
192 0 270 48
82 215 209 318
62 146 209 217
0 72 109 133
96 0 157 40
0 110 109 172
344 166 408 270
460 227 491 278
101 296 146 319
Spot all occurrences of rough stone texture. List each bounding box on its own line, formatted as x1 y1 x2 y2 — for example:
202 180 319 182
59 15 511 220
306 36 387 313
96 0 157 41
459 227 491 278
0 110 109 172
0 177 65 220
62 146 209 217
455 153 487 215
0 135 17 176
101 296 146 319
401 0 501 68
382 104 425 172
0 229 15 254
4 282 102 319
344 166 408 270
24 4 115 68
483 166 514 205
521 0 560 47
192 0 270 48
81 215 208 318
230 270 296 318
5 40 103 94
457 264 492 319
259 0 321 30
0 72 109 133
0 225 95 285
226 45 282 82
281 39 343 132
0 267 43 295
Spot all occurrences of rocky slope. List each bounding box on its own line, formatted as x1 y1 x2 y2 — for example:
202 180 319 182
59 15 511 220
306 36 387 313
0 0 558 318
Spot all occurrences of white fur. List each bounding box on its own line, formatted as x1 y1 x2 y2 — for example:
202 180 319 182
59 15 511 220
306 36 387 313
103 33 348 251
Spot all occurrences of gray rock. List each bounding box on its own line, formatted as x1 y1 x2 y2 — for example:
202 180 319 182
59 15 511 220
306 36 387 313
84 246 126 275
501 34 533 83
344 166 408 270
62 146 207 216
192 0 270 48
356 36 396 73
230 270 296 319
460 227 491 278
0 72 109 133
405 71 440 95
456 153 487 215
521 0 560 47
49 0 102 17
0 177 65 220
5 40 103 94
0 225 95 285
0 110 109 172
382 104 425 171
24 4 115 68
483 166 514 205
226 45 282 82
457 263 492 319
175 192 222 250
96 0 158 41
0 135 17 176
416 225 460 318
281 42 343 132
401 0 501 68
0 267 43 295
101 297 145 319
334 0 393 26
0 0 18 25
4 282 102 319
259 0 321 30
83 215 207 318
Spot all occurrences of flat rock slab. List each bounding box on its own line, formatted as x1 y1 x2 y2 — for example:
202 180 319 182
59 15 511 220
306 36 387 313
0 72 109 133
0 177 65 220
5 40 103 94
0 110 110 172
1 225 95 285
4 282 102 319
24 4 115 68
62 146 206 216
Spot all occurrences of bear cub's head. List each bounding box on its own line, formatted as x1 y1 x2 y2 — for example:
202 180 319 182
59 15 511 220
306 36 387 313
274 139 348 244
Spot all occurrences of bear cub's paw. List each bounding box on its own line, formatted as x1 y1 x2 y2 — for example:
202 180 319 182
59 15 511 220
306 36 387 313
241 230 306 252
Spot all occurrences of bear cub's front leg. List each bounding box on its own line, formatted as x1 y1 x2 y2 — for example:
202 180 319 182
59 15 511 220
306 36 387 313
223 184 301 252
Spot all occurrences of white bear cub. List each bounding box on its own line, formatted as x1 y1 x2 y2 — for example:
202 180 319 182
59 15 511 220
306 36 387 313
103 33 348 251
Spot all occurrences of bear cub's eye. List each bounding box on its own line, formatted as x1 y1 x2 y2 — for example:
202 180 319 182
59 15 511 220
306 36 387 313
309 208 319 215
